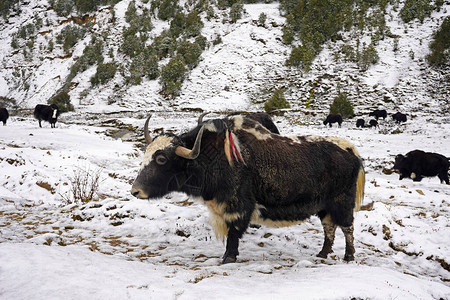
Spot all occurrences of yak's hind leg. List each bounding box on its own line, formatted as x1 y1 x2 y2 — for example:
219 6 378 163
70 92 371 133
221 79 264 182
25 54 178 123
318 212 356 261
438 171 449 184
340 224 355 261
317 213 337 259
320 188 357 261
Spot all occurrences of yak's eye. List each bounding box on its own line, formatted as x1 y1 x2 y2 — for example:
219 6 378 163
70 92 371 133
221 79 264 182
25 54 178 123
155 155 168 165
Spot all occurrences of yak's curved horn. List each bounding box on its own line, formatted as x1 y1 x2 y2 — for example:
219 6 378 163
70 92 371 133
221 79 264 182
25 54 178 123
197 112 209 125
144 115 152 144
175 125 205 160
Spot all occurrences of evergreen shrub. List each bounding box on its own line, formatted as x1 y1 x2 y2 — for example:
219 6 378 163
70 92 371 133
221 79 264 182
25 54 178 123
264 89 290 112
399 0 433 23
426 16 450 67
56 25 86 53
49 90 74 112
185 11 203 37
229 2 244 23
258 12 267 26
358 43 379 71
91 62 117 86
329 93 354 118
177 41 202 69
160 56 187 97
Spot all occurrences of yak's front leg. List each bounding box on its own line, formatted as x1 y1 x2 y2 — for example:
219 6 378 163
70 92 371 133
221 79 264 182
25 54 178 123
221 197 253 264
411 172 423 182
222 226 243 264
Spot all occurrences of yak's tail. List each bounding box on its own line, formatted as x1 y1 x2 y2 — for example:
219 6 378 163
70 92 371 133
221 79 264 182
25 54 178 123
354 165 365 212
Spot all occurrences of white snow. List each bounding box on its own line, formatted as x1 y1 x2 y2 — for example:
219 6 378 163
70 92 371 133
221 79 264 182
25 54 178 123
0 243 447 300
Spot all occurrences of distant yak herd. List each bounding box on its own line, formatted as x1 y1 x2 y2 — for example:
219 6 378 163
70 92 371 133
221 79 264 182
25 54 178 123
324 109 407 129
0 104 60 128
321 109 448 184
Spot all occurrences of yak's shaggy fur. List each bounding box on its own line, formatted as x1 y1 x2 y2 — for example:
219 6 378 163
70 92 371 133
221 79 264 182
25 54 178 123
132 115 365 264
201 112 280 134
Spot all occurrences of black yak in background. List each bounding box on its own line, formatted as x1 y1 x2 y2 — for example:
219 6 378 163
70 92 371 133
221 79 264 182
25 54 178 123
0 107 9 125
323 114 343 127
34 104 60 128
369 109 387 120
392 112 407 124
394 150 449 184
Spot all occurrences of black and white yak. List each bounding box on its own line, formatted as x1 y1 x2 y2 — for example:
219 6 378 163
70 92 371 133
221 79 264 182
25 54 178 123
323 114 343 128
33 104 59 128
0 107 9 125
131 115 365 264
394 150 449 184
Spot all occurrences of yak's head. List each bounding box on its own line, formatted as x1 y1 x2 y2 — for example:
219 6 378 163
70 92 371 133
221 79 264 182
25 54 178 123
131 115 205 199
393 154 411 179
393 154 406 170
50 104 59 119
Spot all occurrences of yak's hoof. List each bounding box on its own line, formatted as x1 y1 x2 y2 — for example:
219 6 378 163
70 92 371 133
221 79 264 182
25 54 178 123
316 252 328 259
222 256 237 264
344 254 354 262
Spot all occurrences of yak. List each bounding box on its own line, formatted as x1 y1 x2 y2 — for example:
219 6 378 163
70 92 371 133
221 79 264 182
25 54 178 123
368 119 378 128
131 114 365 264
394 150 449 184
369 109 387 120
34 104 59 128
0 107 9 125
356 119 365 128
198 112 280 134
392 112 407 124
323 114 343 128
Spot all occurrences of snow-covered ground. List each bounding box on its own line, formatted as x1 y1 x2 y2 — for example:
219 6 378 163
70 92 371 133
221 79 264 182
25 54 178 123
1 111 449 299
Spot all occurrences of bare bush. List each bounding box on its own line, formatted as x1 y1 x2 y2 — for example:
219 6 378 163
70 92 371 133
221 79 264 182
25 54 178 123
62 166 102 204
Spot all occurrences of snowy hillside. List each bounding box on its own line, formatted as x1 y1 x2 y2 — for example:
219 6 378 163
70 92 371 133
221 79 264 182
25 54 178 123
0 0 449 299
0 1 447 114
